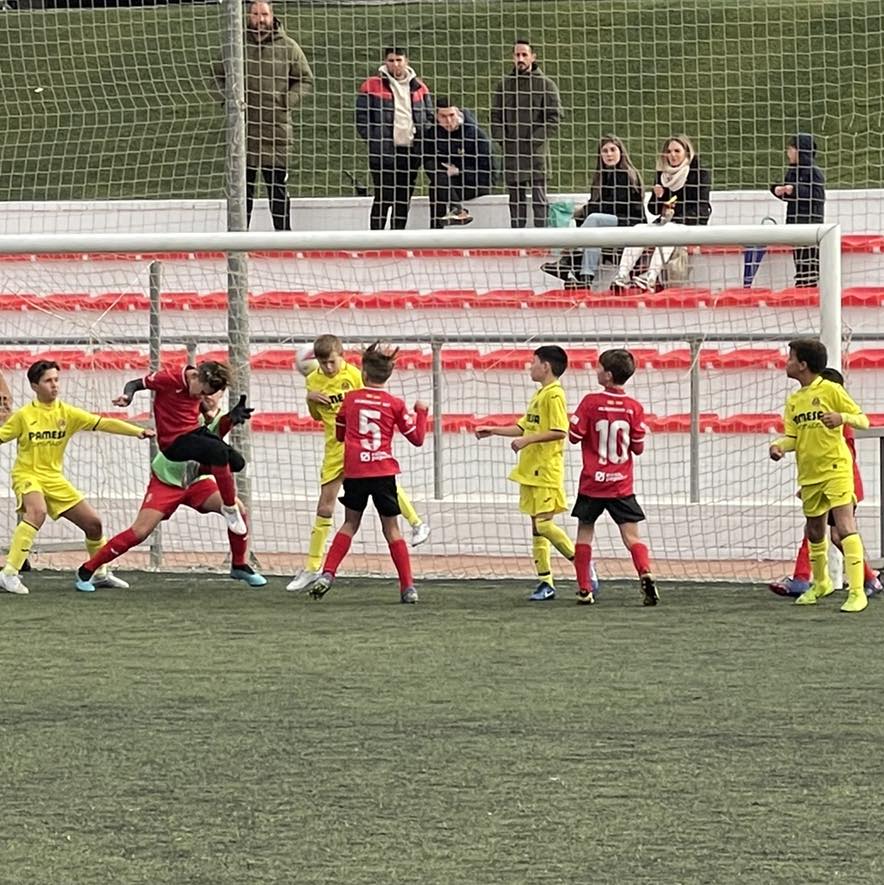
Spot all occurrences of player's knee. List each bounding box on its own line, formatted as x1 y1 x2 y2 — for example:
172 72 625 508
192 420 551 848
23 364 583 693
82 517 103 539
228 448 245 473
23 508 46 529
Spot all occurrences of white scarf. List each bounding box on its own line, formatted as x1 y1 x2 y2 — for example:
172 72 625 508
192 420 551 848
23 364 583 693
381 65 417 148
658 154 692 193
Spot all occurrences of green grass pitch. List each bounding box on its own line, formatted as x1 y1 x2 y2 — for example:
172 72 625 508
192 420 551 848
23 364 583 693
2 572 883 884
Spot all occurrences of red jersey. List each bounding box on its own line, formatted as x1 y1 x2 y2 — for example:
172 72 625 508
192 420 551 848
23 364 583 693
569 387 648 498
845 426 864 502
144 365 201 450
336 387 427 478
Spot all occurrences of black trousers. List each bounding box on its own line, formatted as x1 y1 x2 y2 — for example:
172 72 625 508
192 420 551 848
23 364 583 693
793 246 820 287
426 171 490 229
246 167 291 231
506 176 548 229
163 427 245 472
369 153 419 230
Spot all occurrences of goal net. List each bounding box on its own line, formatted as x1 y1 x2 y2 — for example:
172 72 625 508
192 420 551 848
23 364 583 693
0 224 879 584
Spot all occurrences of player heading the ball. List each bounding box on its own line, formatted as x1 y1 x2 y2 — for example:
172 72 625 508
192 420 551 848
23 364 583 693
0 360 154 595
769 338 870 613
306 342 428 603
114 360 249 536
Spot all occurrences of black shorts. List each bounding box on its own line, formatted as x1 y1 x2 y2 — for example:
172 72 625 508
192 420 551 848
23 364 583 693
572 494 646 526
340 475 401 517
162 427 245 472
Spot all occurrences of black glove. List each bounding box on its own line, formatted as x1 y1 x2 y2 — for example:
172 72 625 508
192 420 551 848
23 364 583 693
229 394 254 426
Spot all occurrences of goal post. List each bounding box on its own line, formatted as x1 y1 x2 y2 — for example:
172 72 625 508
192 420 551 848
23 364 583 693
0 223 874 584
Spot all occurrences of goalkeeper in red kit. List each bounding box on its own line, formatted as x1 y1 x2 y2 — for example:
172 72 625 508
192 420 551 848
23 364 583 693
113 360 248 536
306 342 428 603
568 348 659 606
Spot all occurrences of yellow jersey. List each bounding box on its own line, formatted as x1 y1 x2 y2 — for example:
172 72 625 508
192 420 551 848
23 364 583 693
779 376 868 487
305 361 364 451
509 380 569 488
0 399 142 479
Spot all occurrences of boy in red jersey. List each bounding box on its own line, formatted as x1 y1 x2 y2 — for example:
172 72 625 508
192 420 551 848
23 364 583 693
769 366 881 598
113 360 248 535
307 342 428 603
568 348 659 606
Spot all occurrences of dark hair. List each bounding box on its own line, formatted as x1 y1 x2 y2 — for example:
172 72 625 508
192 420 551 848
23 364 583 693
27 359 60 385
820 366 845 386
383 46 407 58
197 360 231 393
513 38 533 49
313 334 344 360
362 341 398 384
788 338 827 374
534 345 567 377
435 95 454 110
599 349 636 385
591 134 642 198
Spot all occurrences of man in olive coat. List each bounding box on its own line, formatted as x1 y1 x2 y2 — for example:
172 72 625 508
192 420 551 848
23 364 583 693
490 40 562 229
216 1 314 230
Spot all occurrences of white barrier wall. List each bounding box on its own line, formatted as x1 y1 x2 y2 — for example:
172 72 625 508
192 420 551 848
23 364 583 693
2 189 883 235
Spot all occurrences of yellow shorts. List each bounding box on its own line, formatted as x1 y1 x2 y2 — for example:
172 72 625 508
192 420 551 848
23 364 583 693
319 448 344 486
13 472 85 521
801 476 856 518
519 484 567 517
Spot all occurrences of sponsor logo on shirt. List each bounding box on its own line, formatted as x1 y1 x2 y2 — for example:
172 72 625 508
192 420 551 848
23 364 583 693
793 410 825 425
28 430 67 441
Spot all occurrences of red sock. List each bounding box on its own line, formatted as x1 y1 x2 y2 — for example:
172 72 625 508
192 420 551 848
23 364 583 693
388 538 413 591
863 561 877 583
228 511 249 567
84 528 140 573
574 543 592 591
629 542 651 576
793 537 811 581
322 532 352 576
211 465 237 506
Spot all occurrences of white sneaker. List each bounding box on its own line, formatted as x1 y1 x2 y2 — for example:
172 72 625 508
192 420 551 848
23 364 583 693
221 504 247 536
286 569 318 592
411 522 431 547
610 275 631 290
0 571 29 595
91 569 130 589
632 272 657 291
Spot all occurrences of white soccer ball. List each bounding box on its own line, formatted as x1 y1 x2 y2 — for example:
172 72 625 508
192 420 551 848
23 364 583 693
295 346 319 377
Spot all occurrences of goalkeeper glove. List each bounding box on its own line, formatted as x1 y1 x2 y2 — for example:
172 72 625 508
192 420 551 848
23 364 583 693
229 394 254 426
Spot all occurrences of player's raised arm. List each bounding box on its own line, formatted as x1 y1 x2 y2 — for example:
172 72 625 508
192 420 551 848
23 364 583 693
69 405 154 440
113 377 147 407
398 400 428 447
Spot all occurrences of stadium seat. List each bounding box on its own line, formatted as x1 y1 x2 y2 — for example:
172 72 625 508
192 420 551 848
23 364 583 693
710 288 773 308
474 349 535 370
640 288 712 309
842 287 884 307
251 349 295 370
844 349 884 369
645 412 718 432
478 289 535 309
702 348 784 369
249 290 310 310
0 349 36 369
422 289 479 308
762 288 817 307
710 413 783 433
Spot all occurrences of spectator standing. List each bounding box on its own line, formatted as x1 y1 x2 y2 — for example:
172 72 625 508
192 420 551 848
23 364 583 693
420 97 494 228
356 47 433 230
541 135 645 288
771 133 826 287
491 39 563 229
214 1 314 231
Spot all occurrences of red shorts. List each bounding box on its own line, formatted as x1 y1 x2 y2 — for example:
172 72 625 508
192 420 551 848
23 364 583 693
140 475 218 520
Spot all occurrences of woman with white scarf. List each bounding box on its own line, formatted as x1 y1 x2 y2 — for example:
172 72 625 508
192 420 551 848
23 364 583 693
611 135 712 291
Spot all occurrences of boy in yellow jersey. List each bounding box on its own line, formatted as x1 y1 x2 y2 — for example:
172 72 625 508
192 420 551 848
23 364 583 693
0 360 154 595
769 338 870 613
286 334 429 591
475 345 575 601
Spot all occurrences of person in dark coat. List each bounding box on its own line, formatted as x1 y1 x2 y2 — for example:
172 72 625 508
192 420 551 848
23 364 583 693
771 133 826 287
214 1 314 231
541 134 645 288
356 47 434 230
491 39 562 229
419 97 494 229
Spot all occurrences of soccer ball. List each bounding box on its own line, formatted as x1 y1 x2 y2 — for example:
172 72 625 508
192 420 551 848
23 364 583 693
295 346 318 377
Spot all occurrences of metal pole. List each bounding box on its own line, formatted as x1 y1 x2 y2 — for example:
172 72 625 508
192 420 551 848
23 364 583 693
431 340 444 500
223 0 252 510
689 337 701 504
818 223 842 369
148 261 163 568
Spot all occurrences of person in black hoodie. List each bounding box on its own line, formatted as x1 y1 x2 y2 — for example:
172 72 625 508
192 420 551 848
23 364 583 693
541 134 645 289
420 97 494 228
771 133 825 287
611 135 711 291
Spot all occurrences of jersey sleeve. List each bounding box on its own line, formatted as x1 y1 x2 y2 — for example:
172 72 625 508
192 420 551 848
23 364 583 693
396 401 427 447
630 401 648 453
64 405 103 433
568 396 590 443
335 396 348 442
0 409 23 444
830 384 864 418
144 367 179 392
545 388 569 433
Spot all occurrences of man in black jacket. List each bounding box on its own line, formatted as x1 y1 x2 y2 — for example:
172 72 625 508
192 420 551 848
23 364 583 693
420 97 494 228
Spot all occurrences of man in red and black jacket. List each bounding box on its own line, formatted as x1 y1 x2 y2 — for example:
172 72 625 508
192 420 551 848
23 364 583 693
356 46 434 230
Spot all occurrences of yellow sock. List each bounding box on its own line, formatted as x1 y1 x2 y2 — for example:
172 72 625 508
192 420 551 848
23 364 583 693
397 486 421 528
4 520 38 574
532 535 553 585
306 516 333 572
840 533 865 595
535 518 575 560
808 537 830 587
85 536 106 558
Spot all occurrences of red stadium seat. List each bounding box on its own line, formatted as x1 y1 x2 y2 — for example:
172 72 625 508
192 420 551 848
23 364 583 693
479 289 534 309
844 349 884 369
357 290 418 309
645 412 718 432
762 288 817 307
308 291 362 309
251 413 322 432
710 288 773 308
474 349 535 370
842 235 884 253
421 289 478 308
841 287 884 308
566 349 600 369
251 349 295 370
711 414 783 433
640 288 712 309
0 349 36 368
702 348 784 369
